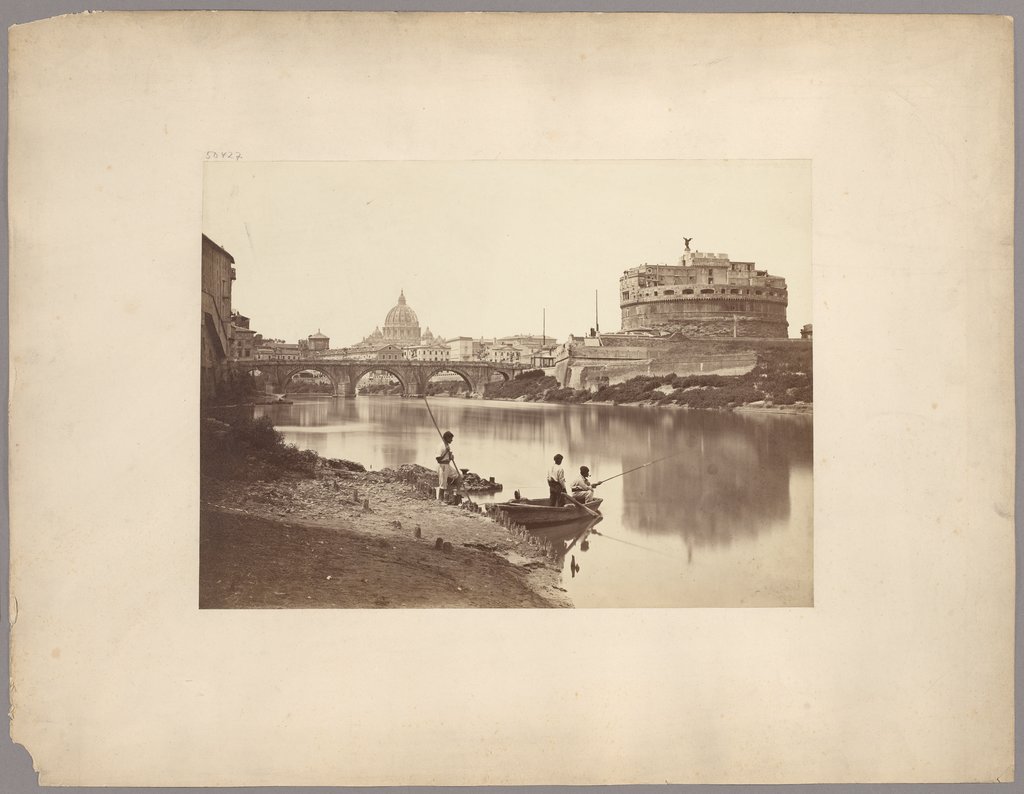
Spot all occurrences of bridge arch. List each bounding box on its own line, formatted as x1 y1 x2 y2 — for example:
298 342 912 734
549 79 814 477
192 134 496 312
279 365 338 392
423 366 476 393
353 366 409 396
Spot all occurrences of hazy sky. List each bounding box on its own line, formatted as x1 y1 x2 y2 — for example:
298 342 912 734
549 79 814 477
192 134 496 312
203 160 810 344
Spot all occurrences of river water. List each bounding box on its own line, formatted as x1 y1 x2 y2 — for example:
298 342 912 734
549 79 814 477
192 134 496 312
255 396 813 608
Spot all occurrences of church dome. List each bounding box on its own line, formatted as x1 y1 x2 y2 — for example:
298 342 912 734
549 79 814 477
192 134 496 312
382 290 421 343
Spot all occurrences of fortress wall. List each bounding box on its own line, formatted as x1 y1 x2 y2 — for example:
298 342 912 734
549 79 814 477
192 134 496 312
573 352 757 390
559 337 810 389
621 296 789 338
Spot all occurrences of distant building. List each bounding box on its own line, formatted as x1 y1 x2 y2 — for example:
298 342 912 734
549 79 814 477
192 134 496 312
255 340 302 361
486 343 522 364
382 290 421 345
307 330 330 352
201 234 236 400
530 348 556 368
230 312 257 360
350 290 431 356
447 336 483 361
375 344 405 362
619 241 789 338
408 341 450 362
800 323 813 339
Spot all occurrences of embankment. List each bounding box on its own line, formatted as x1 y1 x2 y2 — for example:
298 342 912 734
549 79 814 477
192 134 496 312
200 417 572 608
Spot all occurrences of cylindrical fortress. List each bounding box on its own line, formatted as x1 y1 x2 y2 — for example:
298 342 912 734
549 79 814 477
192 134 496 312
619 248 789 338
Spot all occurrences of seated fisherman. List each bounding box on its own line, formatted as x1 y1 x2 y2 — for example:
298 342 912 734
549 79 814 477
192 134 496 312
570 465 603 503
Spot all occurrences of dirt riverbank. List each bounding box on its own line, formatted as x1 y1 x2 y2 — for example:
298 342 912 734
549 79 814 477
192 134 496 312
200 468 572 608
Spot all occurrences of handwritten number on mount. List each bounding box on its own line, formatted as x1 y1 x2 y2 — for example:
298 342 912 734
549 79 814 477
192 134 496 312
205 151 243 160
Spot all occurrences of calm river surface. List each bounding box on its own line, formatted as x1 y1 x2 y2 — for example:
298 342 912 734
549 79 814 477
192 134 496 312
256 396 813 608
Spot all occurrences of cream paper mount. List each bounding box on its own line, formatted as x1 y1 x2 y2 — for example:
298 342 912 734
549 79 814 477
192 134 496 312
8 11 1015 786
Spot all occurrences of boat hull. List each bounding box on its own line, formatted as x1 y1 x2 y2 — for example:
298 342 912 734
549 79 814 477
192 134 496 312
495 497 603 529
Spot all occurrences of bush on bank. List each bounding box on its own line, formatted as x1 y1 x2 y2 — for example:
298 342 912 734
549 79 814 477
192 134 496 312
483 372 559 400
483 346 811 409
202 415 365 482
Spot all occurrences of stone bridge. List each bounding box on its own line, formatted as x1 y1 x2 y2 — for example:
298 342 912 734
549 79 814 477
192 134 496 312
229 358 522 397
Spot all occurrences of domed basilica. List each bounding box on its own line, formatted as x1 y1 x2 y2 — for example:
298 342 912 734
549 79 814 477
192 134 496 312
351 290 430 352
382 290 421 344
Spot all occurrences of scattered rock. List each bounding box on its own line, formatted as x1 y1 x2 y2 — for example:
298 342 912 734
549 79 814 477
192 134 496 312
434 537 444 550
325 458 366 472
362 499 371 512
414 526 422 538
442 541 452 553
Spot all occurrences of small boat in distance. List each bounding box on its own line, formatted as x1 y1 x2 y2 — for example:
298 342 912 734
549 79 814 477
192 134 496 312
495 497 603 529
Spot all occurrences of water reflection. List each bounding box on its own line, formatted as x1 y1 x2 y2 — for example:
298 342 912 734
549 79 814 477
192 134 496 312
616 411 811 551
257 396 813 607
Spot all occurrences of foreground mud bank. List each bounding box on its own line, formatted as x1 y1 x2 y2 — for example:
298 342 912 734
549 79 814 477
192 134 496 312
200 468 572 608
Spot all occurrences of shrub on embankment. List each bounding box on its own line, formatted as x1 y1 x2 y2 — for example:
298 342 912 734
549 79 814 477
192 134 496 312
483 346 811 409
483 369 559 400
201 415 365 482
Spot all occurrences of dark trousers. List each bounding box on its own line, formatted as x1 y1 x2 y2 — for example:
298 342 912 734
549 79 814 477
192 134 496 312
548 482 565 507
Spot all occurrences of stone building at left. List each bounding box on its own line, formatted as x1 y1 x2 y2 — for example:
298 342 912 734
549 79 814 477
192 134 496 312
201 234 236 401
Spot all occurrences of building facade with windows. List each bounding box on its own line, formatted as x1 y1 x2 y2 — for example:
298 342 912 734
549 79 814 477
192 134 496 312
619 244 789 338
230 312 257 360
201 234 236 400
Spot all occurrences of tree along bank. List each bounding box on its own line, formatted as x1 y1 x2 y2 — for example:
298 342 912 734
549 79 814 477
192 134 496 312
200 415 571 608
483 346 812 410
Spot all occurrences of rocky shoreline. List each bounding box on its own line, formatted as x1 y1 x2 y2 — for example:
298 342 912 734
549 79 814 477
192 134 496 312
200 444 573 608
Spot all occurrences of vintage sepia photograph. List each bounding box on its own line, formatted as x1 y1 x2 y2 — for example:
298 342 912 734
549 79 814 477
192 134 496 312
8 9 1014 787
200 160 812 608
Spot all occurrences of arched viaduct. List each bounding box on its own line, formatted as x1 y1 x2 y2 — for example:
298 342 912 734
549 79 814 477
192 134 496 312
230 359 521 397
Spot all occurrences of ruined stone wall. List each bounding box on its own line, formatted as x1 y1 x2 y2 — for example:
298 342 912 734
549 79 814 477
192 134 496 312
559 338 811 389
570 351 758 390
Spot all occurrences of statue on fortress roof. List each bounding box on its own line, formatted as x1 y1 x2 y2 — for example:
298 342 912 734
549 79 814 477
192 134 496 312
682 237 693 251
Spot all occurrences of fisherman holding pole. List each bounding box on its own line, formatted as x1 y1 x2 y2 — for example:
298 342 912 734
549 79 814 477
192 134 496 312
435 430 459 499
422 396 463 503
570 465 603 502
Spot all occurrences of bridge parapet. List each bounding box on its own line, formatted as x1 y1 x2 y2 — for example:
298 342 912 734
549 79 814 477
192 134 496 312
229 358 521 397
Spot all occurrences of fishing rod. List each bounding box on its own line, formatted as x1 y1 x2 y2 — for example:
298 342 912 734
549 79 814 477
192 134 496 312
594 449 687 485
421 396 465 496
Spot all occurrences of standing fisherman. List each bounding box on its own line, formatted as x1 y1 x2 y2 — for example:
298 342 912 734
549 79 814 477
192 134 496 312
547 453 568 507
436 430 459 500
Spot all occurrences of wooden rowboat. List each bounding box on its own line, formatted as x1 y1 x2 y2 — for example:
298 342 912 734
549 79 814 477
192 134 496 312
494 497 603 529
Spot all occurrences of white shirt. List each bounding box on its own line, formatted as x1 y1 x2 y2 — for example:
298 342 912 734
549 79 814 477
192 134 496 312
548 463 565 485
571 476 593 494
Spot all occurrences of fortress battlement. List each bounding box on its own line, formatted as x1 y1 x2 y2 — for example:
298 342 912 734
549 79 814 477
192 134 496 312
619 244 789 338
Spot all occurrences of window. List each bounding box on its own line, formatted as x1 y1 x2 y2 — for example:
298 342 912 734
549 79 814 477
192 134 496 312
730 289 739 294
700 288 714 294
664 289 674 295
682 289 693 295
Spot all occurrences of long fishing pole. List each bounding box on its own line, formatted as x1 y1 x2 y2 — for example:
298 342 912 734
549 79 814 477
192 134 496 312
422 396 465 495
595 449 687 484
